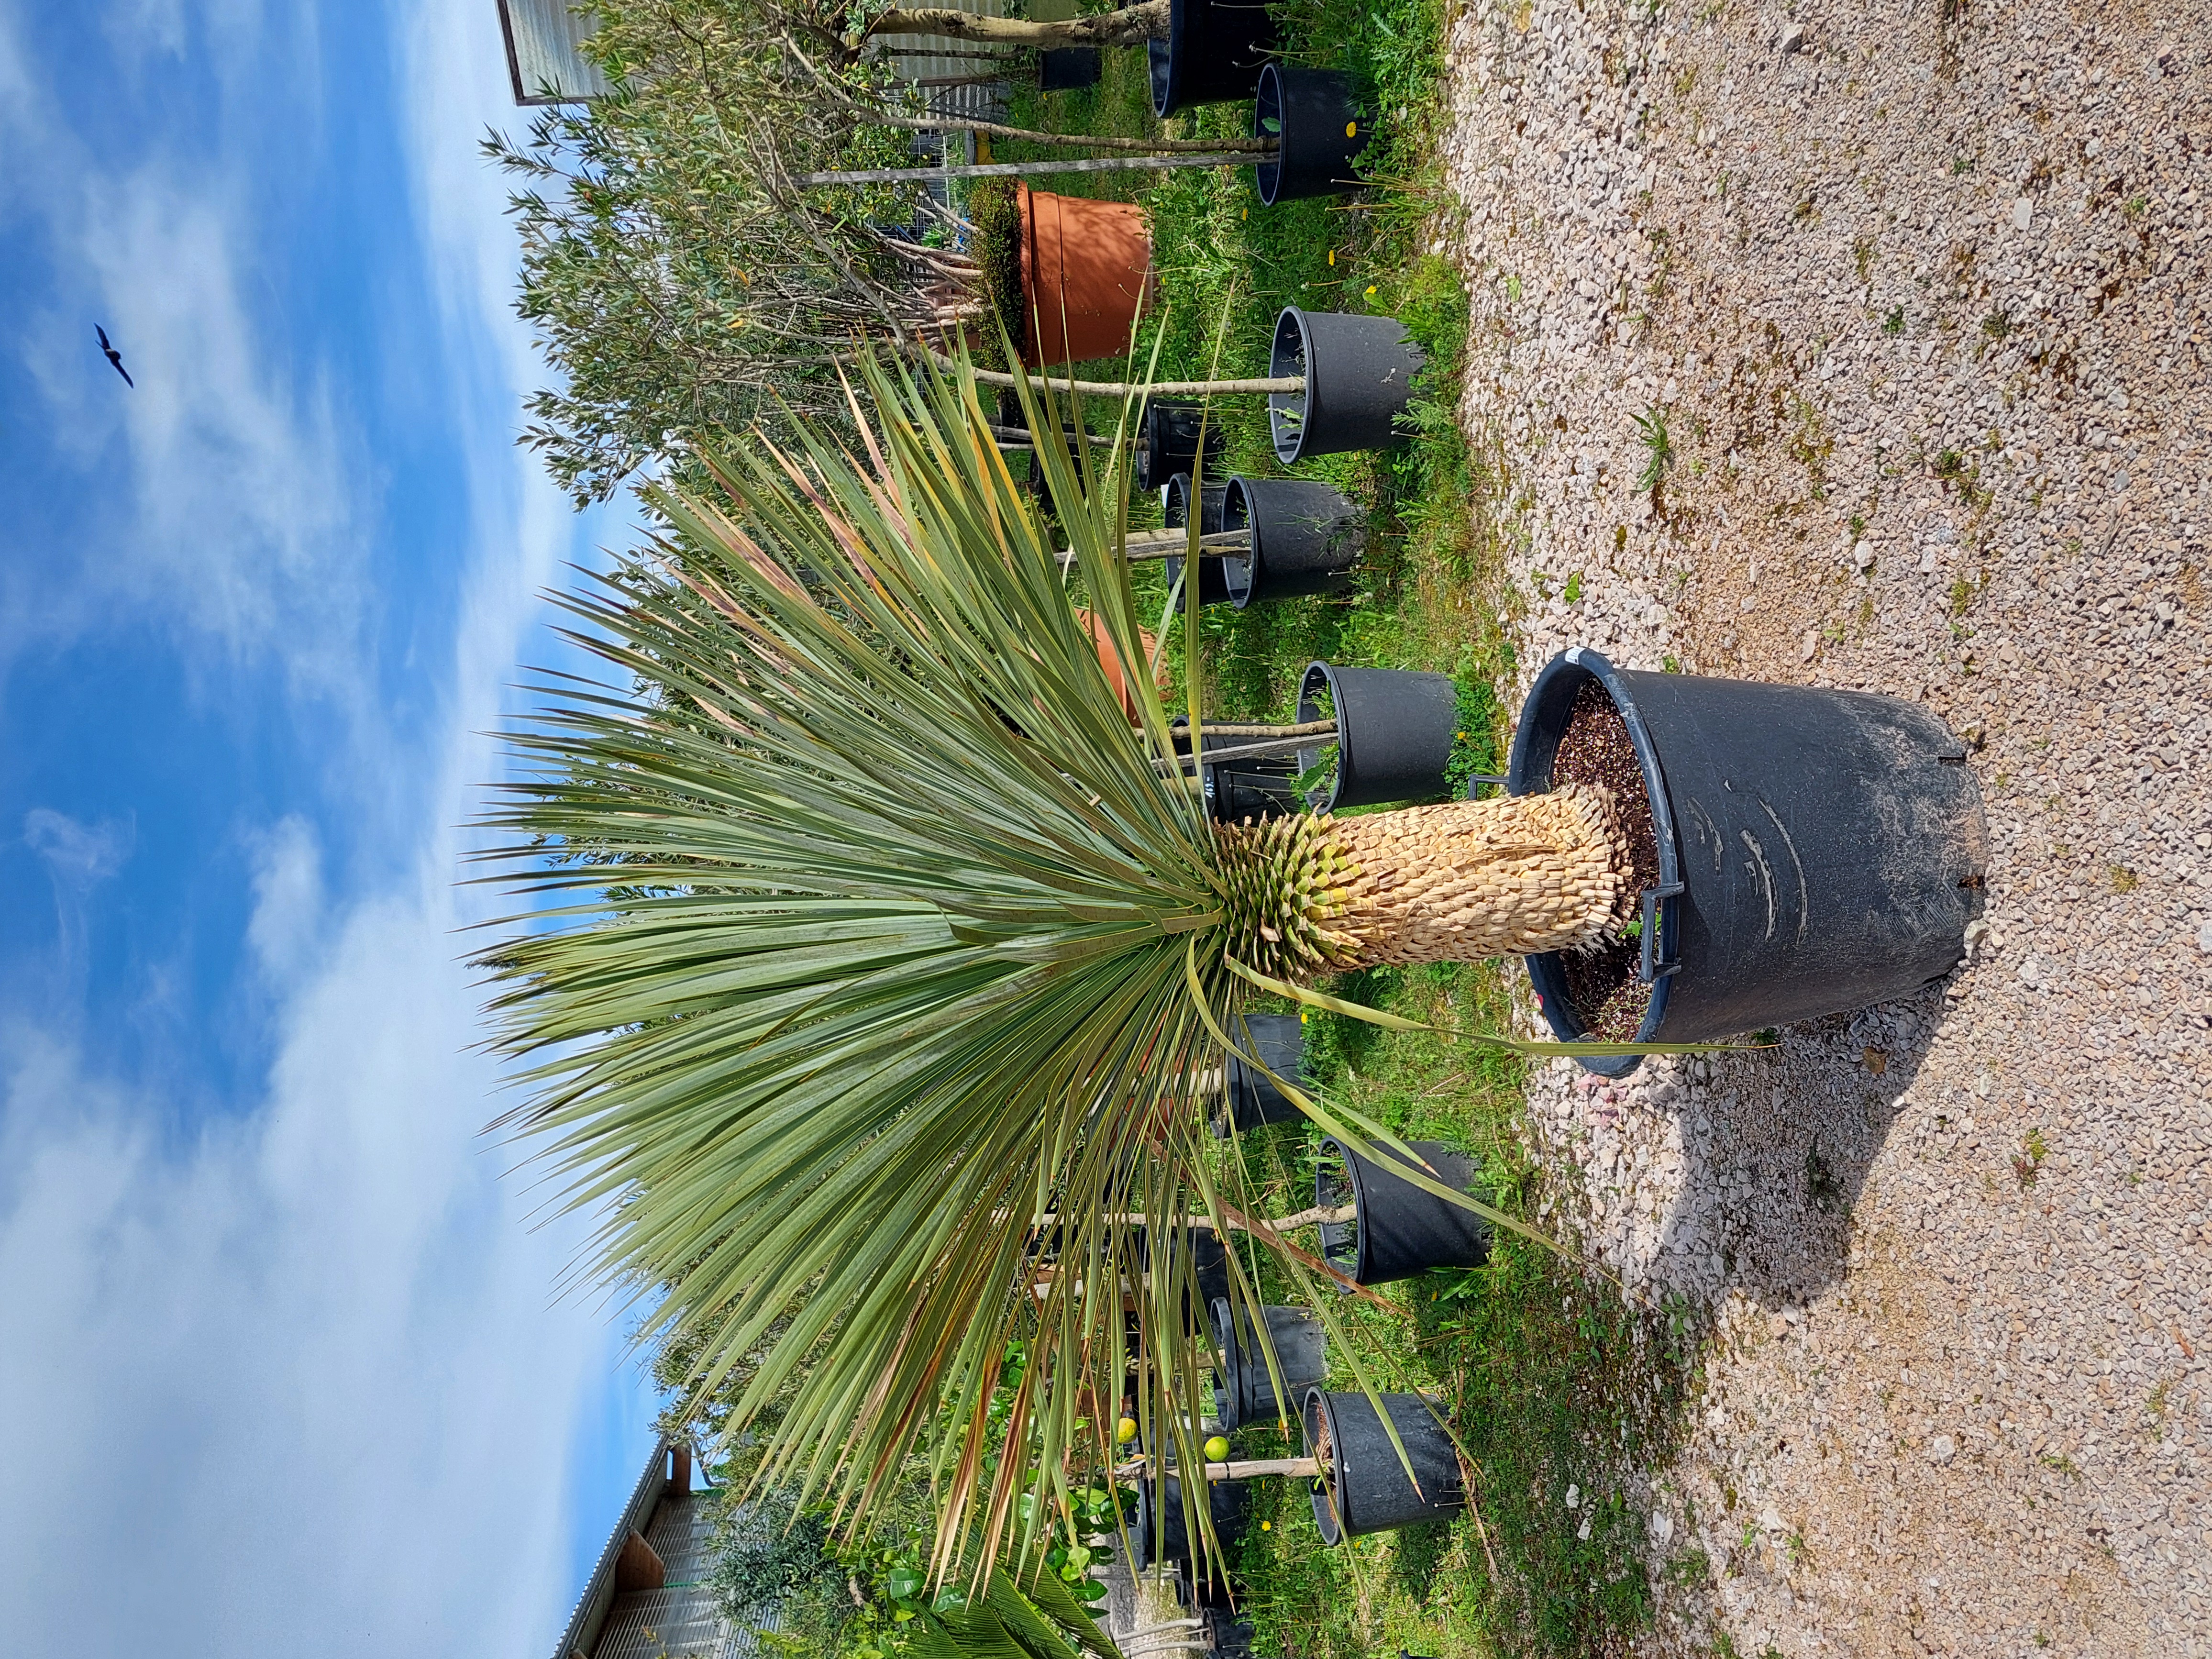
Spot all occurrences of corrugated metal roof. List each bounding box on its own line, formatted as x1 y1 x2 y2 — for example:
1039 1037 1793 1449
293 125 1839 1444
547 1440 673 1659
498 0 615 104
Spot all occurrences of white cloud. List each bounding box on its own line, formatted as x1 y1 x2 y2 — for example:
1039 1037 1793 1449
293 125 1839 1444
245 814 325 980
21 807 134 994
0 875 632 1656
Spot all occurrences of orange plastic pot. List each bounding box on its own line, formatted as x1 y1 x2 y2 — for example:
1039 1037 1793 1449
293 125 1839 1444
1017 184 1154 368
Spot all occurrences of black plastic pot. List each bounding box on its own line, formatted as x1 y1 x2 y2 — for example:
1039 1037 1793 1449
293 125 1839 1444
1267 308 1425 465
1507 647 1988 1077
1207 1610 1258 1655
1211 1295 1328 1430
1220 476 1363 608
1303 1387 1466 1543
1038 47 1101 91
1214 1012 1305 1134
1253 65 1369 205
1133 1473 1252 1571
1137 400 1228 493
1176 1554 1238 1612
1316 1138 1490 1287
1148 0 1279 116
1173 717 1302 823
1132 1224 1233 1328
1294 662 1458 811
1162 473 1232 607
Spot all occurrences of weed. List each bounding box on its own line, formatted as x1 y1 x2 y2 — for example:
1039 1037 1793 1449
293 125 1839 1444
1784 1529 1809 1566
2039 1451 2080 1480
1804 1139 1846 1214
1981 306 2011 341
2146 1379 2170 1439
2125 193 2149 219
1882 305 1905 335
1848 512 1868 536
1934 448 1966 481
1563 571 1583 604
1950 154 1975 175
2013 1128 2049 1190
1853 235 1876 283
1634 405 1674 494
1506 272 1524 303
1662 653 1682 673
1948 575 1974 617
2106 863 2139 894
1665 1546 1713 1587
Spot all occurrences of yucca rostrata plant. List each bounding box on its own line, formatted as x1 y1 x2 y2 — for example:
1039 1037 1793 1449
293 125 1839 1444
476 352 1672 1582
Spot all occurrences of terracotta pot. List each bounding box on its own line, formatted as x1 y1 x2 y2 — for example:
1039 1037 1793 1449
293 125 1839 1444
1073 607 1170 722
1017 184 1154 368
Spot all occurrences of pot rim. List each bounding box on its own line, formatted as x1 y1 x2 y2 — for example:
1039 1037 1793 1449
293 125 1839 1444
1301 1385 1347 1546
1505 647 1684 1072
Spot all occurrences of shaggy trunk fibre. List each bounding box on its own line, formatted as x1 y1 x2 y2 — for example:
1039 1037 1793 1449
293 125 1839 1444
1215 785 1632 977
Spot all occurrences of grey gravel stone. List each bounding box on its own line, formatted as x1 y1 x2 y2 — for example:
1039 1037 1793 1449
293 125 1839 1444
1440 2 2211 1650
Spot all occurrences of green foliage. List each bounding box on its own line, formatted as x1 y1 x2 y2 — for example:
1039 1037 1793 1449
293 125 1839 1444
479 354 1531 1570
967 180 1027 361
484 0 955 504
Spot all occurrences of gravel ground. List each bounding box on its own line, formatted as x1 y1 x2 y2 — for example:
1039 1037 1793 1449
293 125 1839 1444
1435 0 2211 1650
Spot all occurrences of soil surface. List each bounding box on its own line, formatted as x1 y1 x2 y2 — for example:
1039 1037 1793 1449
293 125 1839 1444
1439 1 2211 1651
1552 677 1660 1039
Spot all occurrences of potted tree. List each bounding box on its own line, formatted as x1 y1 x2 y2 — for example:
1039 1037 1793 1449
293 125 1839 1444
1253 65 1372 206
1294 663 1459 809
478 355 1944 1564
1315 1139 1492 1287
968 179 1155 368
1300 1386 1465 1543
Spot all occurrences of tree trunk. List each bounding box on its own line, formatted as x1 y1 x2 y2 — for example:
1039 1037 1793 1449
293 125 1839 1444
863 0 1171 50
792 152 1247 187
1215 786 1632 978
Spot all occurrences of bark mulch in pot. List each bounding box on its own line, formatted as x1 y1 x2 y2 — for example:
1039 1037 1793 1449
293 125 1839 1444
1549 678 1659 1041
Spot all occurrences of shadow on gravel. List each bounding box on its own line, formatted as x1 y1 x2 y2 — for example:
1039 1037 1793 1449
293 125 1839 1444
1652 980 1951 1312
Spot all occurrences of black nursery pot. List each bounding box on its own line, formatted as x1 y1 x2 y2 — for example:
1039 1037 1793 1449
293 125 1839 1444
1295 662 1457 811
1214 1012 1305 1134
1220 476 1364 608
1149 0 1279 116
1133 1473 1252 1572
1206 1610 1258 1655
1038 46 1101 91
1268 308 1425 465
1253 65 1370 206
1132 1224 1233 1328
1177 717 1303 824
1162 472 1232 607
1507 647 1989 1078
1303 1387 1466 1544
1316 1138 1491 1287
1210 1295 1328 1430
1137 400 1228 493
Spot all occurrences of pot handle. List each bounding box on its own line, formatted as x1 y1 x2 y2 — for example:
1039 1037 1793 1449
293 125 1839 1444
1639 883 1685 982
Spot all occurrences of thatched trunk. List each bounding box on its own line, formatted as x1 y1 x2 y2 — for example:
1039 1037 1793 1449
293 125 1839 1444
1216 785 1632 975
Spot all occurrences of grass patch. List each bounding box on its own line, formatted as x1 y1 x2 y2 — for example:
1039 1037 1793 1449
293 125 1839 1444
1215 963 1708 1658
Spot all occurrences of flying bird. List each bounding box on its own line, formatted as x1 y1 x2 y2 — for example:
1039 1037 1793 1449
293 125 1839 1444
96 325 133 387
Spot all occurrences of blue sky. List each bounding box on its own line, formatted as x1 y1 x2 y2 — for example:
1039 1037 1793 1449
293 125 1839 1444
0 2 661 1652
